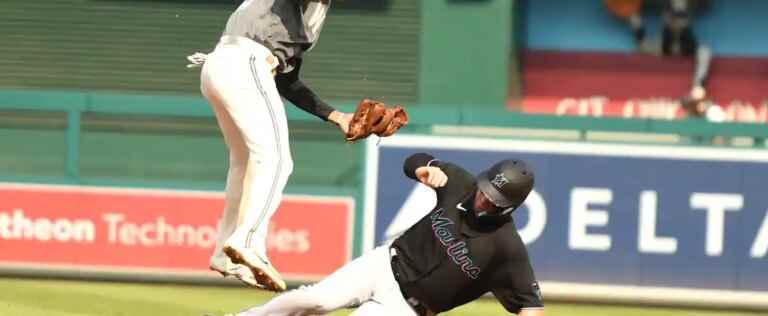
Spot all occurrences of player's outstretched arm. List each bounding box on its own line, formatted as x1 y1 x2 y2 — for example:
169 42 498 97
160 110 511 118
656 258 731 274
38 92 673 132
402 153 447 189
414 166 447 189
402 153 478 194
274 58 351 133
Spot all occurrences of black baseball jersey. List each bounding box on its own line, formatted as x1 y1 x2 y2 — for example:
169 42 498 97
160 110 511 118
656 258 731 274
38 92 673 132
390 153 543 314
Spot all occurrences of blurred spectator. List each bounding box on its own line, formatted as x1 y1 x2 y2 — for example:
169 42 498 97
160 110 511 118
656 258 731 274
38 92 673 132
603 0 646 47
681 86 727 145
681 86 725 122
605 0 712 101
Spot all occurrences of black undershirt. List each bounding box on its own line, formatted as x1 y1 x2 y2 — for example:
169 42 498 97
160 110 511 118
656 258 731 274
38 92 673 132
274 58 335 121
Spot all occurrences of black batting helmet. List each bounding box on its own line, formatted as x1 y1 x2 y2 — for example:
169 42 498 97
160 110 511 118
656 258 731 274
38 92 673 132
476 159 535 214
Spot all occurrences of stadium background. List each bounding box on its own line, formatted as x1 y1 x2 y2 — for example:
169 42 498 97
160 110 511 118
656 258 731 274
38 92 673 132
0 0 766 315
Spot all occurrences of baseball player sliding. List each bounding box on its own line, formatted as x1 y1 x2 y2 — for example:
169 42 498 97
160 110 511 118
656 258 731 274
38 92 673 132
210 153 544 316
187 0 407 292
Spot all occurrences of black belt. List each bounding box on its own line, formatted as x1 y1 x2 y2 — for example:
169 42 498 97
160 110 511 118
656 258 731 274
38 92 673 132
389 247 435 316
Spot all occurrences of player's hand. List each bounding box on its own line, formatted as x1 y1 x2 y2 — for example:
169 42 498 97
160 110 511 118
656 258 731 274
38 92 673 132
186 52 208 68
328 110 352 134
415 166 447 189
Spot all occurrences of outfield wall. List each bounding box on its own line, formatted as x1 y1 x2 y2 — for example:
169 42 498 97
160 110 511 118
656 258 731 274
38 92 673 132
2 92 768 309
2 135 768 310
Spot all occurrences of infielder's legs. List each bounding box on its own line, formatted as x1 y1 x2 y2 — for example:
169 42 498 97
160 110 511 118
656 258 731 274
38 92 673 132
235 247 416 316
201 82 257 286
201 42 294 290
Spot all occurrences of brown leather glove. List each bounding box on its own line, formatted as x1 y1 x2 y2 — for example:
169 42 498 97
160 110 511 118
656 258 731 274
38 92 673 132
345 99 408 143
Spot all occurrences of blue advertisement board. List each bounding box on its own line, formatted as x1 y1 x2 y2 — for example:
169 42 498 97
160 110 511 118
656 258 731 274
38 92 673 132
364 135 768 291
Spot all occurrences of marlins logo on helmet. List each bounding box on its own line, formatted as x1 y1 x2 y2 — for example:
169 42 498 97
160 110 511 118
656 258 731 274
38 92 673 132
491 173 511 189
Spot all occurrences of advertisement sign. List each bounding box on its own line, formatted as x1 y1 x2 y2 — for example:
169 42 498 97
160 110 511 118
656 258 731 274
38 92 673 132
518 51 768 123
521 96 768 123
0 184 354 281
365 135 768 291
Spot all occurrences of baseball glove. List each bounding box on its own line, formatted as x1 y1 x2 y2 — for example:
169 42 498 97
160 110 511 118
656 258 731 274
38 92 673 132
345 99 408 142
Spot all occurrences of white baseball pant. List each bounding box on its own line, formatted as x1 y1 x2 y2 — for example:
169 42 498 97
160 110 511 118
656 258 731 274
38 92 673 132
200 36 293 268
235 246 418 316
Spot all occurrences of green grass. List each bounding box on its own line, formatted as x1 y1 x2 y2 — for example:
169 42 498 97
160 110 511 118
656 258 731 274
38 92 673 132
0 278 763 316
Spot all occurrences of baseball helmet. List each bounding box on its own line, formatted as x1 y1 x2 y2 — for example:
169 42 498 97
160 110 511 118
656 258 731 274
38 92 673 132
476 159 535 215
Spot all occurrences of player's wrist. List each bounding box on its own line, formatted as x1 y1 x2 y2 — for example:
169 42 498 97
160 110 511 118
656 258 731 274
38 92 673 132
327 110 342 125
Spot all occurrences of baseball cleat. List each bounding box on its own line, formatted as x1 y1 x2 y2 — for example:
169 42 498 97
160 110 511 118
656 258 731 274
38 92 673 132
223 244 286 292
209 263 265 289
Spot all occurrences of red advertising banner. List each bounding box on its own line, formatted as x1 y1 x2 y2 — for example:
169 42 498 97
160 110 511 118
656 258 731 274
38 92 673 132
521 96 768 122
517 50 768 123
0 183 354 281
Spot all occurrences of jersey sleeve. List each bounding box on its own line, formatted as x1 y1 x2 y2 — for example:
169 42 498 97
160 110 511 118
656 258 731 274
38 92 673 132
402 153 475 197
490 234 544 314
403 153 439 180
274 58 336 121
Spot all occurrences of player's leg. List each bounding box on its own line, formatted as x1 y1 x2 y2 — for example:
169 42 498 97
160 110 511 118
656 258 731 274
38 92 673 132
205 44 294 291
348 301 387 315
348 300 418 316
692 44 711 92
200 53 259 287
201 88 248 265
235 246 394 316
355 249 418 316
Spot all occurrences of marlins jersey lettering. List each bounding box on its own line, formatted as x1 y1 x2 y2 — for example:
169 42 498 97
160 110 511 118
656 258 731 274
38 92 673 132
391 153 543 314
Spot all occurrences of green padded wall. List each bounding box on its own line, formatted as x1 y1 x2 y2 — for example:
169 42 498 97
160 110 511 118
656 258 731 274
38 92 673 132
0 110 359 189
0 128 68 177
0 0 229 94
419 0 512 107
0 0 419 104
76 118 359 188
302 0 420 105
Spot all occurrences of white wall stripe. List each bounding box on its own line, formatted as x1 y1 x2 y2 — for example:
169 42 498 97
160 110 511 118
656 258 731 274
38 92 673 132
378 135 768 163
